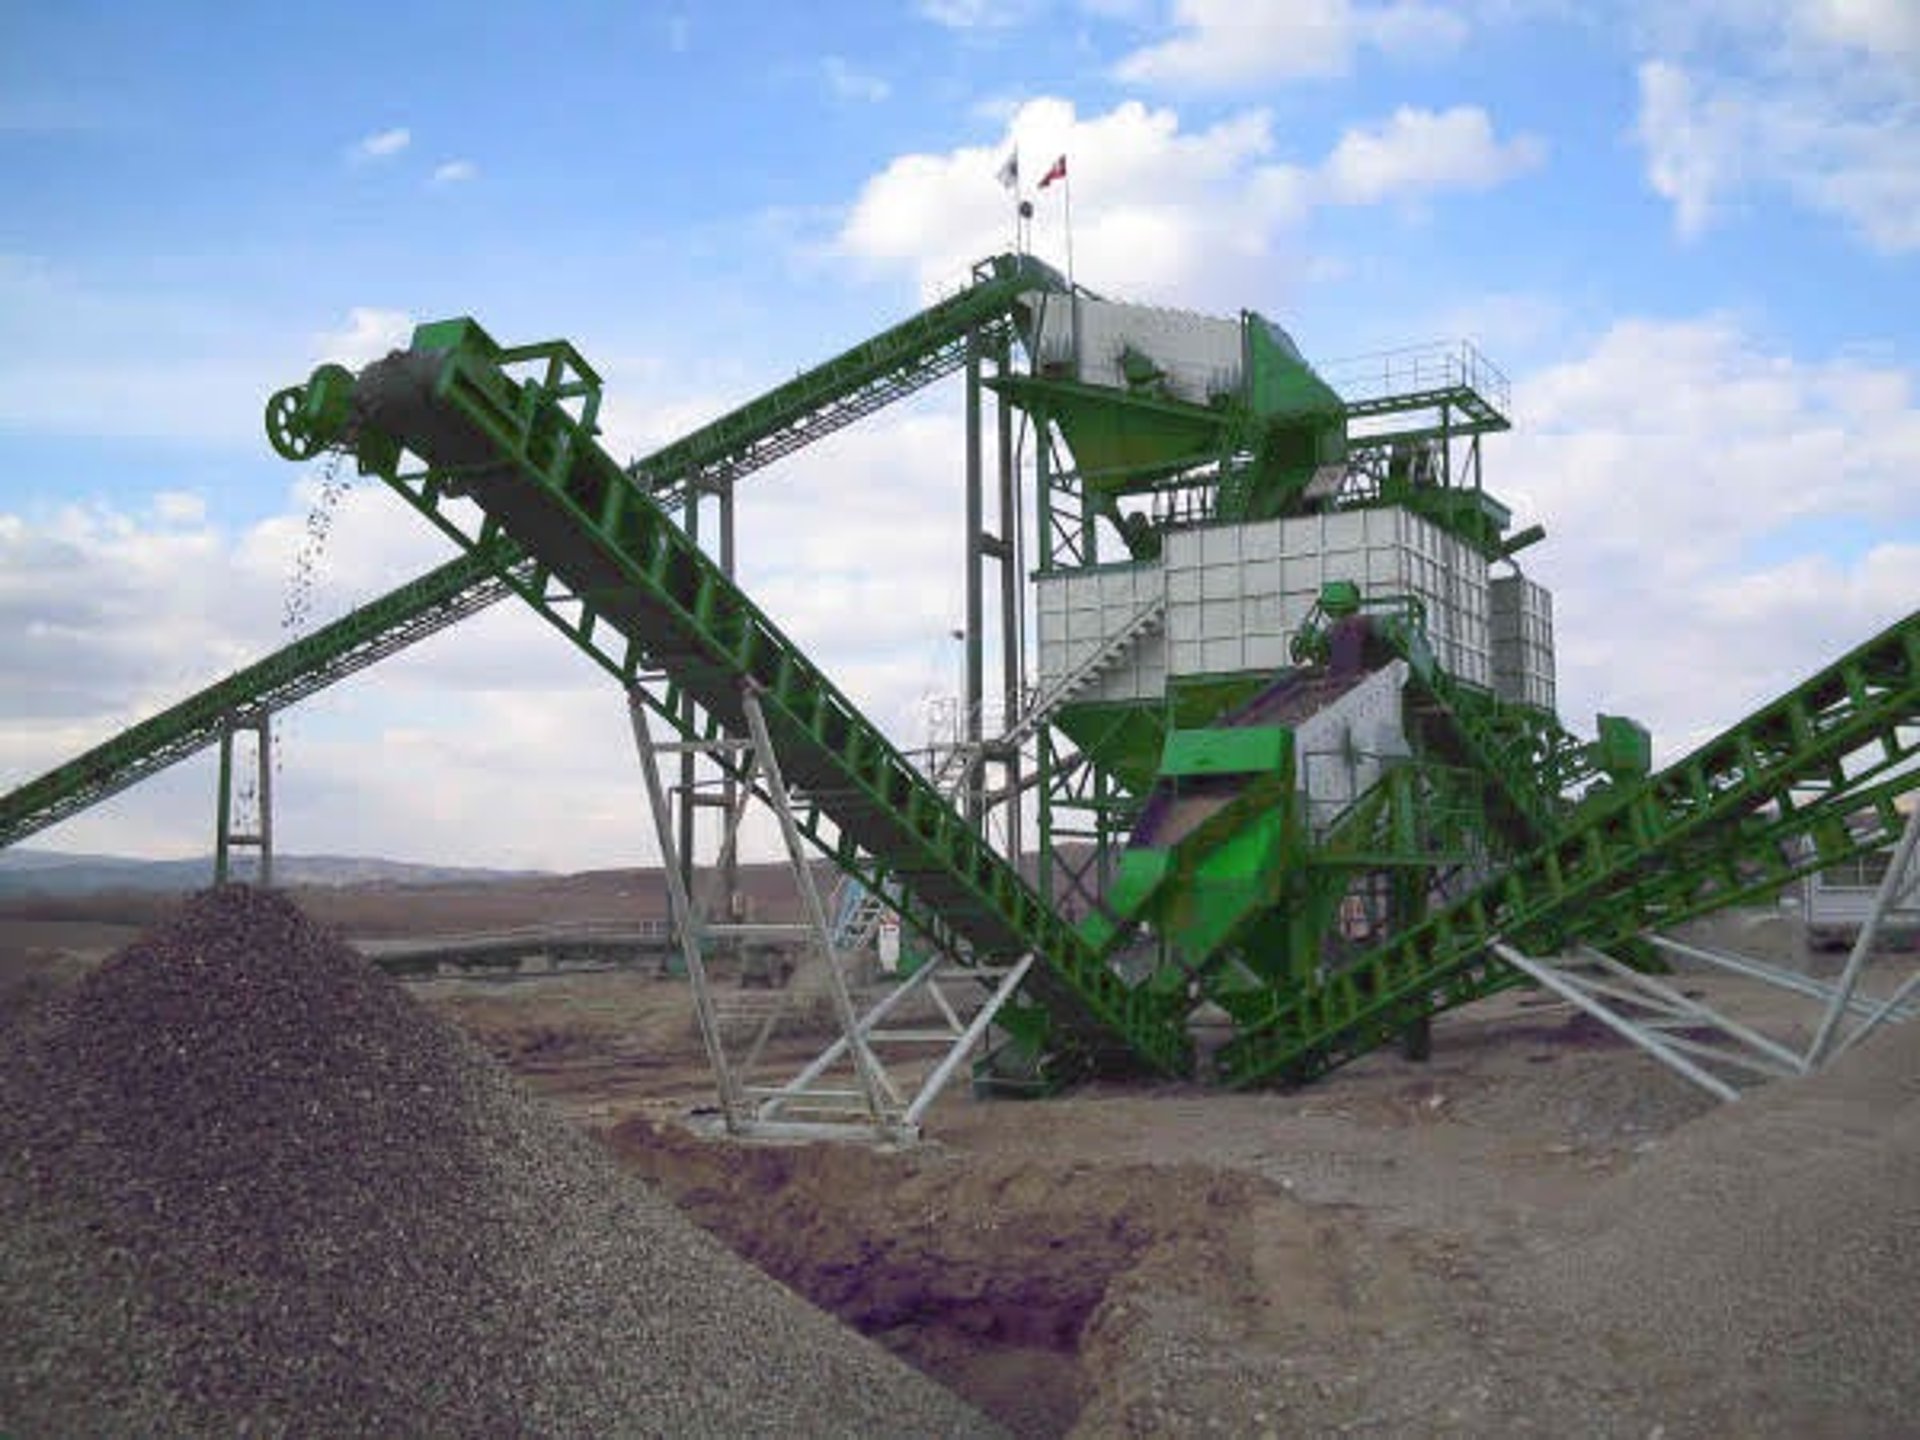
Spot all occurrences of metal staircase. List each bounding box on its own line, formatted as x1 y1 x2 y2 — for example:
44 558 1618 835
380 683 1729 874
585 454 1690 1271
1003 597 1167 752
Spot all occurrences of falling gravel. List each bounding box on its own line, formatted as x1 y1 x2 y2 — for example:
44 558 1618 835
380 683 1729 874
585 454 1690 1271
0 886 1002 1437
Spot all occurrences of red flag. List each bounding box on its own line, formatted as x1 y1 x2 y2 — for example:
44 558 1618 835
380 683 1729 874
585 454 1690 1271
1039 154 1067 189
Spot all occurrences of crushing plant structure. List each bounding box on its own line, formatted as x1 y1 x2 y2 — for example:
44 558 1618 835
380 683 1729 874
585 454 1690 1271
5 255 1917 1107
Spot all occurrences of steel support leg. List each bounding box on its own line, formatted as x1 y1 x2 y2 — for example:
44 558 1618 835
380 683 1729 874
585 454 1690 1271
1494 941 1740 1102
214 721 234 885
903 953 1035 1128
739 683 893 1125
1576 945 1808 1077
757 956 951 1118
1809 803 1920 1065
214 711 272 887
1648 933 1919 1024
628 689 743 1130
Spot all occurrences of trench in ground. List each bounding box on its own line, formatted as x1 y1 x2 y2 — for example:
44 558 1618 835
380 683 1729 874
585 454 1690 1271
602 1117 1263 1438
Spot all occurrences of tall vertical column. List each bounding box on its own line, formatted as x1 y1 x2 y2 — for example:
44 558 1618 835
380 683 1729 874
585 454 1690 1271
963 331 986 826
994 331 1022 862
213 711 272 886
214 720 235 885
255 711 274 888
718 476 741 925
1032 400 1056 908
678 484 701 903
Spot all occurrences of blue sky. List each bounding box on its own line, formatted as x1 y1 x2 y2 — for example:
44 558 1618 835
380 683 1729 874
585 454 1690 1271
2 0 1917 869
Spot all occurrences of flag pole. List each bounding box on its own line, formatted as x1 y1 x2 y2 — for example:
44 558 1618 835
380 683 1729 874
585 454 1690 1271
1063 166 1075 292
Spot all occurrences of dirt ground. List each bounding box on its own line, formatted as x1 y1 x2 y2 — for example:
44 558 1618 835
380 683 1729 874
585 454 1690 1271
6 898 1914 1437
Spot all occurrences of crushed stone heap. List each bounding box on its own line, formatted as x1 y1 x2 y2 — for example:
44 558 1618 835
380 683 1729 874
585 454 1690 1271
0 885 1001 1437
1525 1013 1920 1437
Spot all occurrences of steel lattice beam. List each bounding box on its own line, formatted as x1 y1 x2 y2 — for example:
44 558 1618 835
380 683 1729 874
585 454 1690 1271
268 317 1192 1078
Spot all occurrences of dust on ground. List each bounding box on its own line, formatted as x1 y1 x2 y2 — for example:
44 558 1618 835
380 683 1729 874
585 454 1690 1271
6 894 1916 1437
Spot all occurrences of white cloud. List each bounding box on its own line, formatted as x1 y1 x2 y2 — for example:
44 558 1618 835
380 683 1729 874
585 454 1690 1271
1796 0 1920 61
0 477 657 870
821 56 891 104
1635 61 1723 239
351 126 411 162
1114 0 1469 87
1633 6 1920 251
837 97 1542 304
918 0 1038 29
1321 105 1545 204
0 391 995 871
1499 315 1920 756
153 491 206 526
431 158 479 185
314 307 414 367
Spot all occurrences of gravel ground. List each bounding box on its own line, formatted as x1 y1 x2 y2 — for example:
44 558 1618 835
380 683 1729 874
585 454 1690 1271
0 886 1001 1437
1518 1016 1920 1438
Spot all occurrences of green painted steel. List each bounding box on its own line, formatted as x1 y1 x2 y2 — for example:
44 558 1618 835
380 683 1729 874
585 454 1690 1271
1086 723 1301 967
1215 608 1920 1087
267 317 1192 1078
8 254 1065 855
0 542 524 849
632 252 1067 508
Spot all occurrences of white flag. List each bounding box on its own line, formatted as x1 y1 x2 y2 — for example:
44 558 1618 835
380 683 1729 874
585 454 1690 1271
996 149 1019 191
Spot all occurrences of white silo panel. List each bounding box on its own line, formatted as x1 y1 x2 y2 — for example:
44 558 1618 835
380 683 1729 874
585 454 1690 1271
1202 637 1243 673
1202 598 1241 635
1201 524 1243 564
1098 302 1243 404
1065 608 1106 646
1279 557 1320 594
1368 507 1407 547
1034 572 1068 683
1243 519 1283 560
1325 510 1367 552
1168 589 1202 635
1037 615 1067 669
1168 606 1203 673
1069 300 1114 388
1202 562 1243 600
1365 548 1404 588
1135 629 1169 692
1247 632 1290 670
1244 553 1282 600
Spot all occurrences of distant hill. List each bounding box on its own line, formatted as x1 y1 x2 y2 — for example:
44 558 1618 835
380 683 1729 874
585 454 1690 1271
0 849 549 897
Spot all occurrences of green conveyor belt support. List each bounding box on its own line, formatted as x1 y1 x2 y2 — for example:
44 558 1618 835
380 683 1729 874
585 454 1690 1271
633 252 1067 508
0 542 525 849
268 317 1191 1078
1218 609 1920 1087
9 255 1066 854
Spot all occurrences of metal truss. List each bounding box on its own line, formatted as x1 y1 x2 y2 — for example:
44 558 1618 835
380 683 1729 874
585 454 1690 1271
630 681 1038 1143
1495 802 1920 1103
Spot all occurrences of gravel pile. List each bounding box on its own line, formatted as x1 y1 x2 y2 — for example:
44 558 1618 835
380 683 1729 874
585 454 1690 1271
0 886 1001 1437
1524 1017 1920 1436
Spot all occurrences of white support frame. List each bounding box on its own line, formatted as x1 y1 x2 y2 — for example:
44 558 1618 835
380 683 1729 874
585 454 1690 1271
628 678 1044 1145
1490 807 1920 1104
